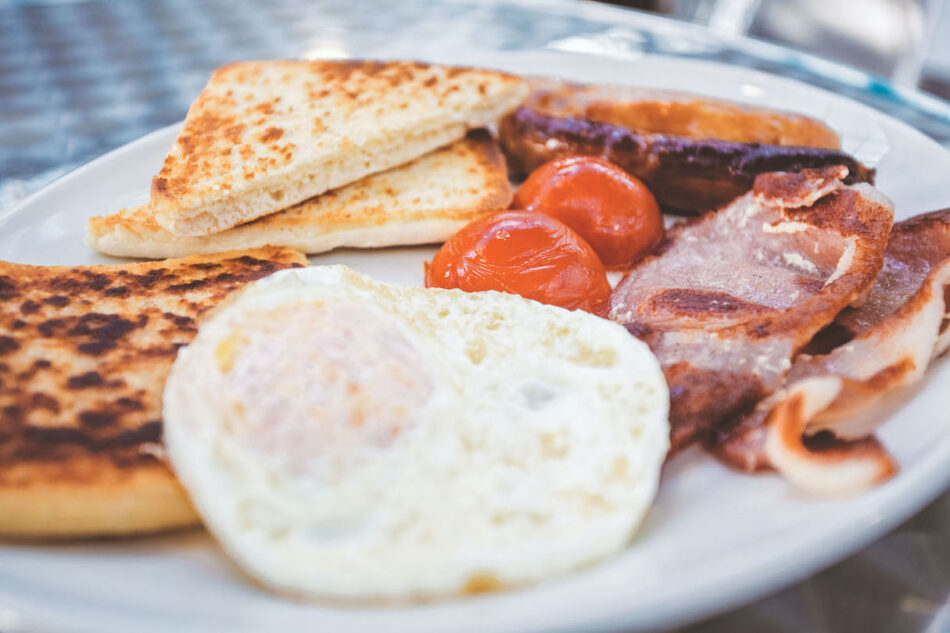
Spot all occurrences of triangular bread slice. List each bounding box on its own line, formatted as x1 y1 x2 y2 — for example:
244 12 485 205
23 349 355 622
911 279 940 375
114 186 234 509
0 246 307 538
149 60 528 237
87 132 511 259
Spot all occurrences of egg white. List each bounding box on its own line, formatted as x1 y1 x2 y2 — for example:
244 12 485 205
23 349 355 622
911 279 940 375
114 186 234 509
163 265 669 601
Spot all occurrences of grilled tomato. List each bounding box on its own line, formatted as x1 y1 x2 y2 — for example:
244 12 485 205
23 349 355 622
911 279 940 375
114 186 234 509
426 211 610 316
513 156 663 268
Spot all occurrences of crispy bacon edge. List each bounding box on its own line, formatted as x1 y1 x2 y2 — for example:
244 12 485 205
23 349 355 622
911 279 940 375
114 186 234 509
711 209 950 494
610 167 893 454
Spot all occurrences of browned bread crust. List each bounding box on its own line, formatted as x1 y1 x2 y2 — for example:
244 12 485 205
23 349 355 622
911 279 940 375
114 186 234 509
0 246 307 538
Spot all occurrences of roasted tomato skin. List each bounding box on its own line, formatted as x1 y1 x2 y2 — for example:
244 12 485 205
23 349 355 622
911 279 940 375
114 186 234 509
426 211 610 316
513 156 664 268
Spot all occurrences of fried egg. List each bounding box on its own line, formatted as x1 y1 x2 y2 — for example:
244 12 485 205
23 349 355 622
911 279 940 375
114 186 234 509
163 265 669 601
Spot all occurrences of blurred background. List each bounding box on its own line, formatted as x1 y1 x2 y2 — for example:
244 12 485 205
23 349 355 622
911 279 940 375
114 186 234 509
0 1 948 632
2 0 949 209
610 0 950 94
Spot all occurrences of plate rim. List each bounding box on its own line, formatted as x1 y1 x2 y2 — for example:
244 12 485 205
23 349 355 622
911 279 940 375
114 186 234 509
2 49 950 633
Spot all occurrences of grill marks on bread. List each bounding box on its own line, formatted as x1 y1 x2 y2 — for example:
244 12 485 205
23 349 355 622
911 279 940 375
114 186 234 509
0 247 306 480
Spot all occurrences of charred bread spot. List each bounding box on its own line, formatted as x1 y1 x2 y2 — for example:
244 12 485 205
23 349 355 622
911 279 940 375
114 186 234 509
0 336 19 355
188 262 221 271
166 279 208 292
3 405 22 421
68 313 143 344
67 371 104 389
163 312 196 332
18 426 95 455
126 268 173 290
79 410 118 428
38 318 67 337
30 392 59 413
79 271 110 291
105 286 130 298
111 420 162 447
16 365 40 381
141 343 185 357
18 420 161 452
43 295 70 307
231 255 276 268
20 300 41 315
0 276 17 300
116 397 145 411
77 341 116 355
46 277 85 294
11 320 26 330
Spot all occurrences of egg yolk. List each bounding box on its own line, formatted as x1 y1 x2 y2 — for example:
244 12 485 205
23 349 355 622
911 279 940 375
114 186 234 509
425 211 610 316
220 302 432 470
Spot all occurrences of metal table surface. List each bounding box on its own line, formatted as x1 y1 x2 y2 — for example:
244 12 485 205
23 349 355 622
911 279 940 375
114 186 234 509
0 1 948 631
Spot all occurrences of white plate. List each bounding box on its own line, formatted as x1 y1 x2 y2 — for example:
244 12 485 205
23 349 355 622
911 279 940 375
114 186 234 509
2 51 950 633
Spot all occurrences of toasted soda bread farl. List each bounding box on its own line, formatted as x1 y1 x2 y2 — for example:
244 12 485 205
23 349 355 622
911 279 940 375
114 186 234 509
0 246 307 538
88 132 511 259
149 60 528 237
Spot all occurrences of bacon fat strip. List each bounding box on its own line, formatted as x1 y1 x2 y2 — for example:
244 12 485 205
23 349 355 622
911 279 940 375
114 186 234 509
499 106 875 214
712 209 950 493
608 166 894 453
